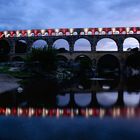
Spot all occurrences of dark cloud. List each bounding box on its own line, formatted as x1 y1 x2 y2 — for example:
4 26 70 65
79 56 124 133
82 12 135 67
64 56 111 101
0 0 140 31
110 0 140 10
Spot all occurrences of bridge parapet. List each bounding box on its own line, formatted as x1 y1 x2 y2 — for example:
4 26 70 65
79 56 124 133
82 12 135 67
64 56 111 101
1 27 140 38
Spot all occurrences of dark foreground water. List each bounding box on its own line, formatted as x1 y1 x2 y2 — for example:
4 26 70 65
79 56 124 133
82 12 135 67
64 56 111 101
0 117 140 140
0 77 140 140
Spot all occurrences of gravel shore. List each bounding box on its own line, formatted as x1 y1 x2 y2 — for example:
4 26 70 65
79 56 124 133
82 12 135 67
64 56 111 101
0 74 20 94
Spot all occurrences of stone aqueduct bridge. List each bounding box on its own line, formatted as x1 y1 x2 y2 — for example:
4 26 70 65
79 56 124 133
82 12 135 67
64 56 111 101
1 27 140 68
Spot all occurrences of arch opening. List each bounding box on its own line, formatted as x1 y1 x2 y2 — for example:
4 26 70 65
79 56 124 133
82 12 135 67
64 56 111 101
97 54 120 78
74 93 92 107
125 53 140 79
75 55 92 72
74 38 91 51
15 40 27 53
53 39 69 52
123 92 140 107
0 39 10 54
97 92 118 107
126 53 140 69
123 37 139 51
32 40 47 49
125 54 140 89
75 55 93 82
57 93 70 107
0 39 10 62
96 38 118 51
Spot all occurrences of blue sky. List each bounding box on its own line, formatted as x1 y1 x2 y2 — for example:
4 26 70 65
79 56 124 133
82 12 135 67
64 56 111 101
1 0 140 31
1 0 140 50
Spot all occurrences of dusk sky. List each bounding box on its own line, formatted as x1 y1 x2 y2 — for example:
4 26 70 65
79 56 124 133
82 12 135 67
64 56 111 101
1 0 140 50
1 0 140 31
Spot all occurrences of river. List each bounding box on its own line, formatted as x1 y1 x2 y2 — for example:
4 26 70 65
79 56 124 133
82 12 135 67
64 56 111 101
0 76 140 140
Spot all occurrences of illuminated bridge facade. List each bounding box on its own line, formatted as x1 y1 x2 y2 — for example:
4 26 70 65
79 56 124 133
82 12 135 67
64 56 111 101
0 27 140 70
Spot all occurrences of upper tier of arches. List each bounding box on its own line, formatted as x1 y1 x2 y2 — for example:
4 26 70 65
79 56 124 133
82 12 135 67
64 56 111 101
0 35 140 54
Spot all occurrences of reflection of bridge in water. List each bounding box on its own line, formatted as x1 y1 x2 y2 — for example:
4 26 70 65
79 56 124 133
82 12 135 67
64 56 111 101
57 91 140 108
63 79 125 93
0 107 140 118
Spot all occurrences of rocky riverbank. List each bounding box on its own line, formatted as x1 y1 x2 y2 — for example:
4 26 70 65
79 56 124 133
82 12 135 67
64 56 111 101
0 74 21 94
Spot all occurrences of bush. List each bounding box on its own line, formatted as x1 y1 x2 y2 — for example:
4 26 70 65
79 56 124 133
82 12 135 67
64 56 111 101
26 46 58 73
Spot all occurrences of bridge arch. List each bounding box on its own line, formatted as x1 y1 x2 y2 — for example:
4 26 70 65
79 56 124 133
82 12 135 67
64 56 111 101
123 37 139 51
57 93 70 107
74 93 92 107
0 39 10 61
96 38 118 51
123 92 140 107
96 92 118 107
75 55 92 70
32 39 47 49
97 54 120 77
15 40 27 53
53 39 69 52
126 53 140 69
74 38 91 51
0 39 10 54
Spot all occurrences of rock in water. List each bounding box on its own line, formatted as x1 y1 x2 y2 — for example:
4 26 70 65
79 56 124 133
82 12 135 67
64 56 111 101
17 87 23 93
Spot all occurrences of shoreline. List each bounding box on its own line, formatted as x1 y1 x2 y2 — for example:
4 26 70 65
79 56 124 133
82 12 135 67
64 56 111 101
0 74 21 94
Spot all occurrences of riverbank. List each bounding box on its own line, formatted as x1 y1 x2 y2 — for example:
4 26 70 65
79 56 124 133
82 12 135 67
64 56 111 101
0 74 21 94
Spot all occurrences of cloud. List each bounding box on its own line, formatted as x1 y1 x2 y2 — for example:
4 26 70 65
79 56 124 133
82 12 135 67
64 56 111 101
0 0 140 31
96 38 118 51
0 0 139 50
